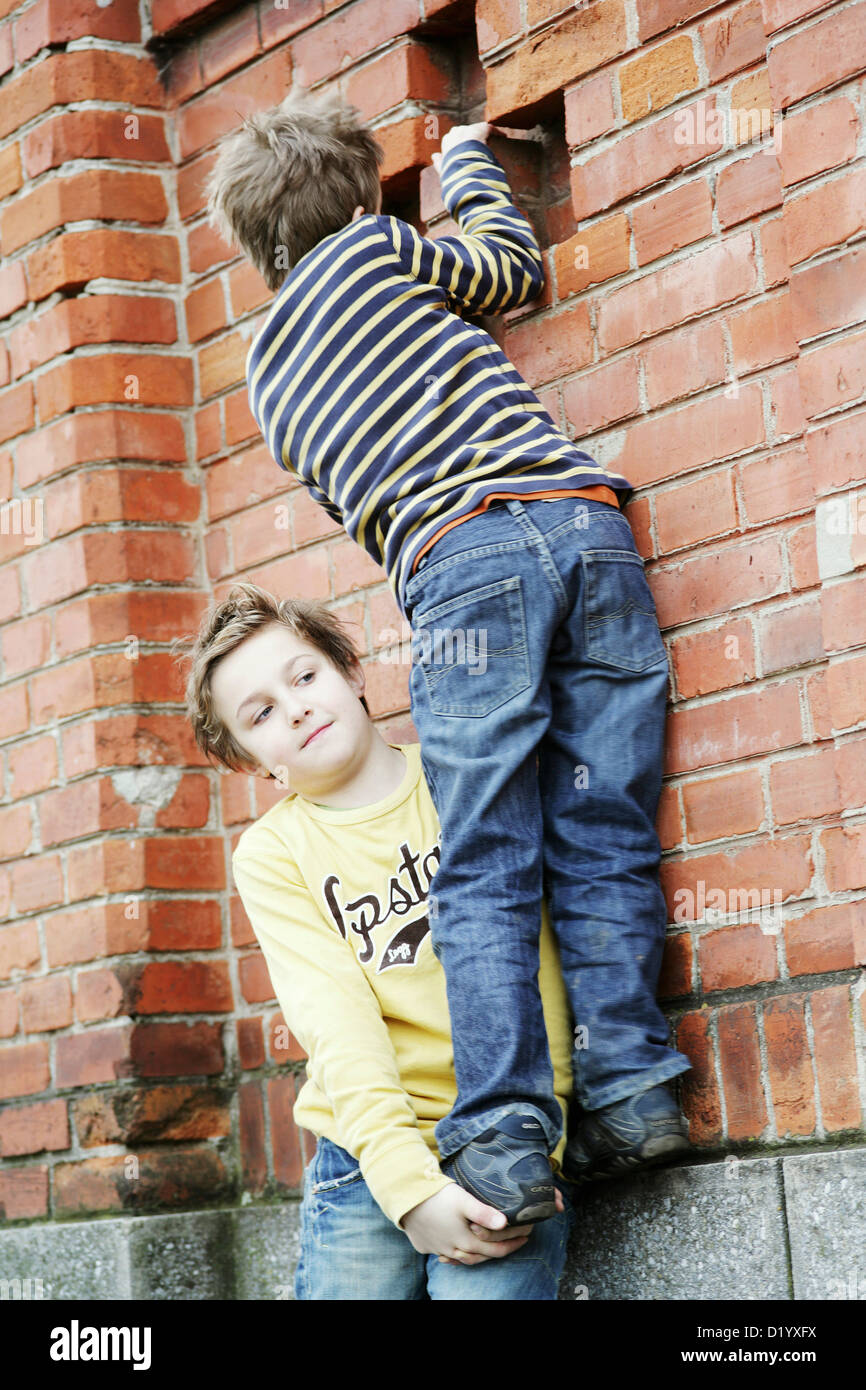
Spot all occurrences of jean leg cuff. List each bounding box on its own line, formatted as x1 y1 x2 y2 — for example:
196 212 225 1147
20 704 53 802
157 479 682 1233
576 1053 692 1112
435 1102 562 1160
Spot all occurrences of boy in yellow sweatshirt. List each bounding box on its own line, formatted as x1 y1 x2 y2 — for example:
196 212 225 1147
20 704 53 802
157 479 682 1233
180 582 575 1300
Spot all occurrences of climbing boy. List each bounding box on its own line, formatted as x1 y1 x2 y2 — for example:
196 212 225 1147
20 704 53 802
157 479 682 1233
206 85 692 1223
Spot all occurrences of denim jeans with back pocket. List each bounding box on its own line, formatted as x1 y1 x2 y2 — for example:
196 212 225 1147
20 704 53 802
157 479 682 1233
402 496 692 1161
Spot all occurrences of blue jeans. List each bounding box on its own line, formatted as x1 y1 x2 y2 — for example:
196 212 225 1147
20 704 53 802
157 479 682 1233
402 496 692 1160
294 1137 574 1300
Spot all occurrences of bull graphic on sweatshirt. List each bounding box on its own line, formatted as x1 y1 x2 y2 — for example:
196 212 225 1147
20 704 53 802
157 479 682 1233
321 839 440 973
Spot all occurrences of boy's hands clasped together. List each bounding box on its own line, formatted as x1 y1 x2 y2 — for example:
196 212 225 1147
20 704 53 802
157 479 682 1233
402 1176 566 1266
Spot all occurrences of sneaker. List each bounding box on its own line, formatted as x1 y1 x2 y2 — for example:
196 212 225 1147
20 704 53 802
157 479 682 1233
442 1113 557 1225
562 1082 690 1184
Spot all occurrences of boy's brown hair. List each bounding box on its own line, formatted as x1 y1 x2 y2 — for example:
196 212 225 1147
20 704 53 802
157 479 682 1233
205 83 384 292
174 581 370 779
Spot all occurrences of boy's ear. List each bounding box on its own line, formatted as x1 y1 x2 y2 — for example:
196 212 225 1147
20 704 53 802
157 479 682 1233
237 758 273 780
347 656 366 700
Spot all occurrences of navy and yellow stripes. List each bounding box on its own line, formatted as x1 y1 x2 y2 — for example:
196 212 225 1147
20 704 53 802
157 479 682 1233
246 139 635 614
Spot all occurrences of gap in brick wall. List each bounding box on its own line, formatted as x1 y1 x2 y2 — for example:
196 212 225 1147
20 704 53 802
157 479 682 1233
495 95 578 252
380 2 484 233
537 98 580 248
376 5 575 347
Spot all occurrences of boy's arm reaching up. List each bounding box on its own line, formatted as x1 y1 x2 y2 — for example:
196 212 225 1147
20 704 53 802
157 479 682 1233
385 123 544 317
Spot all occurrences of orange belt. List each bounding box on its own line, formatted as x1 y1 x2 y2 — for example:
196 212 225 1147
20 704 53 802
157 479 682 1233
411 484 621 574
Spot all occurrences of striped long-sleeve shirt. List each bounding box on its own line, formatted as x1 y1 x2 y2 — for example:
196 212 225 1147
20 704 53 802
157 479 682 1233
246 139 636 614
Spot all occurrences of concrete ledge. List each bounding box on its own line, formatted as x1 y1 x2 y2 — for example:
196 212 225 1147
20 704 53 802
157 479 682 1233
560 1156 789 1300
0 1203 301 1302
0 1150 864 1299
782 1148 866 1300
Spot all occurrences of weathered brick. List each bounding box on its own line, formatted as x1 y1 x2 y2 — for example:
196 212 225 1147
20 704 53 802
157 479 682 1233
0 1166 48 1219
562 356 641 436
682 767 764 844
760 599 824 676
564 71 617 148
676 1009 723 1144
637 0 718 42
783 165 866 268
236 1017 265 1069
655 468 738 553
716 151 783 228
729 293 796 375
670 617 756 699
777 97 859 189
664 679 804 774
810 984 861 1131
55 1027 133 1089
268 1074 305 1187
763 994 815 1136
553 215 631 298
639 319 727 408
767 2 866 109
0 1098 69 1156
632 177 712 265
820 823 866 893
598 231 758 351
790 245 866 343
700 923 778 991
131 961 234 1014
739 445 813 525
20 974 73 1032
799 327 866 419
54 1148 230 1216
572 97 724 220
701 0 766 82
606 382 765 488
785 901 866 977
490 0 630 122
129 1021 224 1076
717 1001 767 1139
239 1080 267 1191
619 34 699 123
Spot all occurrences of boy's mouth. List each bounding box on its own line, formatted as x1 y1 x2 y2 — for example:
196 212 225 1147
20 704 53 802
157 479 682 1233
302 722 332 748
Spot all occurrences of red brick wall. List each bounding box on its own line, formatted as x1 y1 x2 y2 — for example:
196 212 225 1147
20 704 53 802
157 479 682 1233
1 0 864 1225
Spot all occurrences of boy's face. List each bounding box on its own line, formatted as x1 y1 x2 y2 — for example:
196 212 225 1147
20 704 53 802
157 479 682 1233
210 622 372 798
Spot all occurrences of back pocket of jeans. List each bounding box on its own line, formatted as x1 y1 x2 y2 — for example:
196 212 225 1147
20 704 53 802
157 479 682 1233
582 550 668 672
411 576 531 717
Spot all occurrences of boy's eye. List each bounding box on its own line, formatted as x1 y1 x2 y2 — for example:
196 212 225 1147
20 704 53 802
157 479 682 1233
251 669 313 724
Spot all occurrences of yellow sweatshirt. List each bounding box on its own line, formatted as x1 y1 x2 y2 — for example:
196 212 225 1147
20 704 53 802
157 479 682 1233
231 742 573 1229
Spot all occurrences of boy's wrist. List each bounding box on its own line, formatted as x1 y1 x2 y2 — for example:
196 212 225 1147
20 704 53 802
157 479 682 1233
395 1173 456 1230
